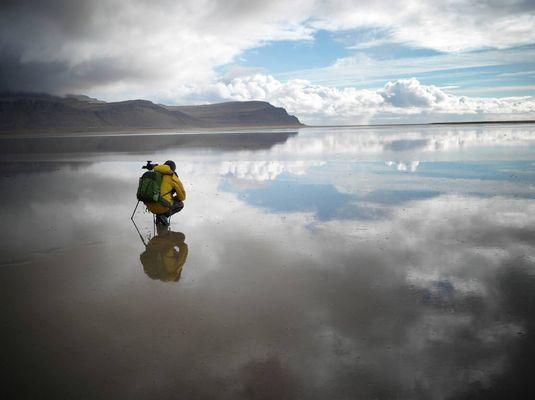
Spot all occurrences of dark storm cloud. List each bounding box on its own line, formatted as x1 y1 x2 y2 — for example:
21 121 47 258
0 0 121 92
0 0 95 37
0 0 282 94
0 52 137 93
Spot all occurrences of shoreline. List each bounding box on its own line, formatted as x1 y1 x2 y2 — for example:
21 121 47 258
0 124 303 138
1 119 534 138
306 119 535 129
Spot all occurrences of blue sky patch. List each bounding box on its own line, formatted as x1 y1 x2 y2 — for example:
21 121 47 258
238 30 351 73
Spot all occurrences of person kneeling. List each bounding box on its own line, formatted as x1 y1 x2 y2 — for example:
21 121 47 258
144 160 186 226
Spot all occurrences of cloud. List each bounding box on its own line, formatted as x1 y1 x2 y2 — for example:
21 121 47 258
1 0 534 100
0 0 314 96
385 161 420 172
220 160 325 181
279 46 535 90
380 79 448 107
310 0 535 52
196 75 535 124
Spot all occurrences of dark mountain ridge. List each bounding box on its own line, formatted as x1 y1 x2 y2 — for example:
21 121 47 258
0 93 303 132
166 101 301 127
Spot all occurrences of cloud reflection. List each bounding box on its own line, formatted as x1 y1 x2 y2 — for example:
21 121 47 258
220 160 325 181
386 160 420 172
263 125 535 160
1 126 535 399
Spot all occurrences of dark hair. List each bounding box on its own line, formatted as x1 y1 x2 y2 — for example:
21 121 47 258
164 160 176 172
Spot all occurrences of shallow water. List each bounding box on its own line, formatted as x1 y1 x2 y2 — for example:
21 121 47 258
1 124 535 399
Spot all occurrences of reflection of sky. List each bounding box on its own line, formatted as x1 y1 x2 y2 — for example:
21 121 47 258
222 177 382 221
221 175 442 221
1 125 535 399
220 156 535 223
379 161 535 184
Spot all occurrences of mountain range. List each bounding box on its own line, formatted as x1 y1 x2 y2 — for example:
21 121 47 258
0 93 302 132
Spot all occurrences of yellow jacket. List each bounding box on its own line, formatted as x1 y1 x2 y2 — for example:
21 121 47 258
145 164 186 214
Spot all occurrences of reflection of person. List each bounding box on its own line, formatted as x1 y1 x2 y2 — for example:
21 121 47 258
145 160 186 226
140 227 189 282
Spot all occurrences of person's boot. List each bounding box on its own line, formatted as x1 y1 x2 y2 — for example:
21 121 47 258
155 214 169 226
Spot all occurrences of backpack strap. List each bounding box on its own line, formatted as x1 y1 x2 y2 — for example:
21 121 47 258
158 188 174 207
161 188 174 197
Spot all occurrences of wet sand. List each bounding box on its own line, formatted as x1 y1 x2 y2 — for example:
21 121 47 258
1 124 535 399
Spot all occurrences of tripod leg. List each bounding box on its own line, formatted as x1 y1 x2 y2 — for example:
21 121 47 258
131 217 148 247
131 201 140 221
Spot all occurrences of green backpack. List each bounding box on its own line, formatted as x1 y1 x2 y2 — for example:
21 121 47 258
136 171 172 206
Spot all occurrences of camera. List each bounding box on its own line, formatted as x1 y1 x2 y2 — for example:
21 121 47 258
142 160 158 170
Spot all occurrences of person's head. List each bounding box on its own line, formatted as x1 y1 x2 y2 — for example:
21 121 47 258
164 160 176 172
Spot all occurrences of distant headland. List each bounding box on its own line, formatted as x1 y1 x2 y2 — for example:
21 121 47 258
0 92 303 133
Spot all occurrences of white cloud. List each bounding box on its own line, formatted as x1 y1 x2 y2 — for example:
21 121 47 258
279 46 535 89
310 1 535 52
385 161 420 172
192 75 535 124
380 79 449 108
2 0 534 100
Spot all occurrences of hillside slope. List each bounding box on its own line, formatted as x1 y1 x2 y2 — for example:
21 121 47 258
0 93 302 132
169 101 301 127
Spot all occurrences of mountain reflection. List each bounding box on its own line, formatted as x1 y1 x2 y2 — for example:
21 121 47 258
140 227 189 282
0 130 298 157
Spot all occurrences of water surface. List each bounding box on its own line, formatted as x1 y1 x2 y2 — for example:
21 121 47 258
1 124 535 399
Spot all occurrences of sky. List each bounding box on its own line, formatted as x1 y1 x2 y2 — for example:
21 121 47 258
1 0 535 124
